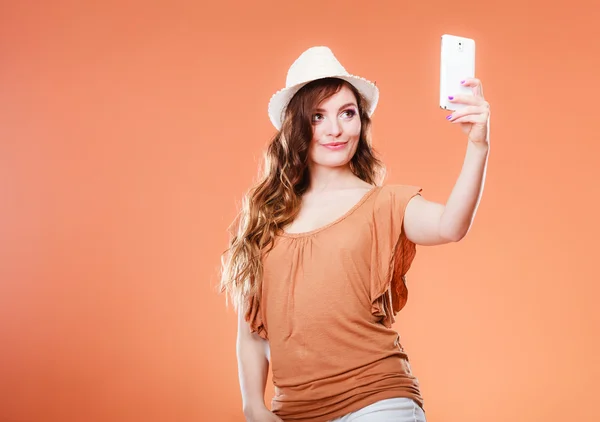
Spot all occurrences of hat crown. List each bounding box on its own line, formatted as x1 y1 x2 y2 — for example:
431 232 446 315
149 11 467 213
285 46 349 88
268 46 378 130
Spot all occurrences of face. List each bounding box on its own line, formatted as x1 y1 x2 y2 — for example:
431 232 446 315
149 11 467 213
308 85 361 169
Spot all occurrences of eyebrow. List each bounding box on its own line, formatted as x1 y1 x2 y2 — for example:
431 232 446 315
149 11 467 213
314 102 358 113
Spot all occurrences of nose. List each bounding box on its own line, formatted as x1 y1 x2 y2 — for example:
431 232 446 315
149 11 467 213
326 118 342 137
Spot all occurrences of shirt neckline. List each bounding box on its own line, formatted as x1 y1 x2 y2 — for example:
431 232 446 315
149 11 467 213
279 186 381 239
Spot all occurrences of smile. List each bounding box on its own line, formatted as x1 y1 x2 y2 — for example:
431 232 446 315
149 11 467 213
321 142 348 150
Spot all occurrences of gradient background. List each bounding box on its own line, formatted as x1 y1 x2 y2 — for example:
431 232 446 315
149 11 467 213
1 1 598 421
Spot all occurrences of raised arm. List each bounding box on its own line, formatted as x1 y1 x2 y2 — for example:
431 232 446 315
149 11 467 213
403 78 490 246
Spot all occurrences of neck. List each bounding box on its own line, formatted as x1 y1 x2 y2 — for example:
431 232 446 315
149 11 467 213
306 163 358 193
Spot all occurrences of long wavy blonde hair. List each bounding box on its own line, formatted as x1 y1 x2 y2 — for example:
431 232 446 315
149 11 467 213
220 77 385 312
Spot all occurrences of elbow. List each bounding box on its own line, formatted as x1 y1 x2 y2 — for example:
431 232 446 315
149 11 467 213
439 224 470 243
451 231 468 242
441 231 465 243
439 212 473 243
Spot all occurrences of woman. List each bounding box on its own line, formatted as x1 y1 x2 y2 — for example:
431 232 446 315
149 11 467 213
220 46 490 422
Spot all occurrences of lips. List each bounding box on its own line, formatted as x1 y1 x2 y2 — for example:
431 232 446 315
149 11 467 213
321 141 348 150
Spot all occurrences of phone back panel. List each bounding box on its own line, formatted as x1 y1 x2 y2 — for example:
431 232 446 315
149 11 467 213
440 34 476 111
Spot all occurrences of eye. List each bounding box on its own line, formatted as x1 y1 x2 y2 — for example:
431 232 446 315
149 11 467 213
340 109 357 119
312 113 324 123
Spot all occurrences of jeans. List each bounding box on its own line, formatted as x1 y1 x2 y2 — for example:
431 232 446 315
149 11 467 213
330 398 427 422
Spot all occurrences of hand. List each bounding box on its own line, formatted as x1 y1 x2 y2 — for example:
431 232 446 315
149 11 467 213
445 78 490 146
244 405 283 422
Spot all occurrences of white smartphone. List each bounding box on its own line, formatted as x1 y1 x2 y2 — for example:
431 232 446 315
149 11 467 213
439 34 476 111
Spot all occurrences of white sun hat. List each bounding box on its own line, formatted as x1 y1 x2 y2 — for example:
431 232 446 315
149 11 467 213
267 46 379 130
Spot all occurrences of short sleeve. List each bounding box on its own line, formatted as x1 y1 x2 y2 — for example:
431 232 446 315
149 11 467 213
245 292 268 340
370 184 422 328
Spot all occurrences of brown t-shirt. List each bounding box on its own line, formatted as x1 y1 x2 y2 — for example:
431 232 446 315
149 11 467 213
246 185 424 421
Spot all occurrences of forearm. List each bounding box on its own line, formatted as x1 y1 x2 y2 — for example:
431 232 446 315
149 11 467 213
236 322 270 414
440 141 489 241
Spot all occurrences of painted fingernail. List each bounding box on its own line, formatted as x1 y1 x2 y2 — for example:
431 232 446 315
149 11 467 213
448 96 454 100
460 80 466 84
446 115 452 120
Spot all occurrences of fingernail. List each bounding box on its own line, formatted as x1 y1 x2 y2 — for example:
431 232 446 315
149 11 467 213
460 80 466 84
448 96 454 100
446 115 452 120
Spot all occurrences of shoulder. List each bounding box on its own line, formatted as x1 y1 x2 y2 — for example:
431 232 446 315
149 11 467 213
371 184 423 219
370 184 423 236
376 184 422 203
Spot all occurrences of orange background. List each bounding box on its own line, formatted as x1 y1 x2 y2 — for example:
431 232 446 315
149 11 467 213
1 1 598 421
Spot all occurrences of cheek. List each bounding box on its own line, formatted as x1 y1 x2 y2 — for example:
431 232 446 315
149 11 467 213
311 124 324 143
346 120 362 143
310 126 326 155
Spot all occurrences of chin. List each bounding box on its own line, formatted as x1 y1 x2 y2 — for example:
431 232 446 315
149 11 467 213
309 143 359 168
312 156 353 168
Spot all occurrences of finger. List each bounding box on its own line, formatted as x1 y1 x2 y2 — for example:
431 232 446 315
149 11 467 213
447 105 489 120
460 78 484 97
447 94 485 106
450 113 489 124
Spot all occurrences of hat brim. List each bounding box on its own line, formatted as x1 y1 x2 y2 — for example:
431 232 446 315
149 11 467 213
267 75 379 131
